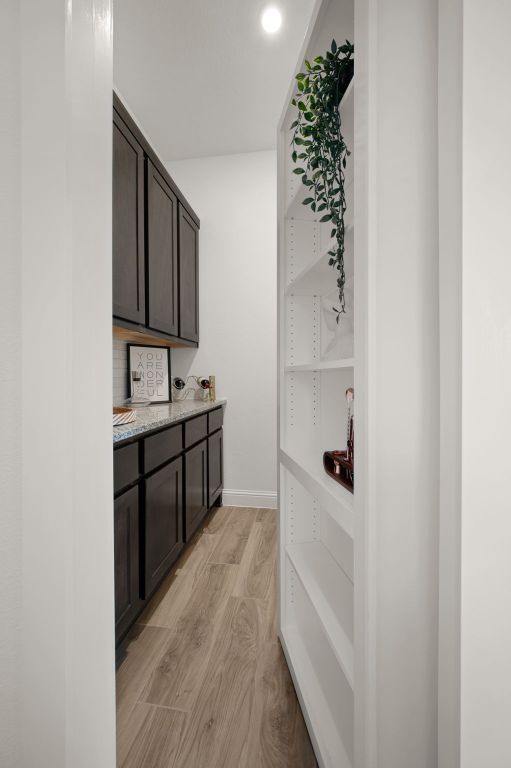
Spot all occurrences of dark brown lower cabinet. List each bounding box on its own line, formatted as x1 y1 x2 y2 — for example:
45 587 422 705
114 408 225 649
184 438 208 541
208 429 223 507
144 456 183 598
114 486 140 640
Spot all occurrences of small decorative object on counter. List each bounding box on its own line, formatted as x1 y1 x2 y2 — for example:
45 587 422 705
209 375 216 402
124 370 151 407
172 377 186 400
197 377 210 401
127 345 171 403
113 406 136 426
172 375 211 401
323 387 354 493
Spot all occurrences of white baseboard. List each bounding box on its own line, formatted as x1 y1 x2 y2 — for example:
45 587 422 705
222 489 277 509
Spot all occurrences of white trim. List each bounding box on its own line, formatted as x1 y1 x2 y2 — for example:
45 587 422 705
222 489 277 509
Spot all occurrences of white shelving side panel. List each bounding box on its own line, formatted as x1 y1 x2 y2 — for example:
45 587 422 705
286 222 354 296
280 463 354 583
278 1 356 766
287 540 354 688
281 625 353 768
280 447 354 539
284 293 353 367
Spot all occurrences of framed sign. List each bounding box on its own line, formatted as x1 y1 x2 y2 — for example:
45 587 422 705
127 345 171 403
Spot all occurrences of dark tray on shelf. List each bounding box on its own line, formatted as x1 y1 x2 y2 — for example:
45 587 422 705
323 450 354 494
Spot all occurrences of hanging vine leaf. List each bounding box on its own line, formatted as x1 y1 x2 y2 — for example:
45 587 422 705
290 39 354 318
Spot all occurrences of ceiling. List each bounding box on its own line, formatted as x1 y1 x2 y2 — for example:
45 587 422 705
113 0 315 161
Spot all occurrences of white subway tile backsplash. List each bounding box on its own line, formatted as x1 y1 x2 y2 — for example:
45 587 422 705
113 337 128 405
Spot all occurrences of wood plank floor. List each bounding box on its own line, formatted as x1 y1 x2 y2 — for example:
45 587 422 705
116 506 318 768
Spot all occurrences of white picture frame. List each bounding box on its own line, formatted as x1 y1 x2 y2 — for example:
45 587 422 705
127 344 171 403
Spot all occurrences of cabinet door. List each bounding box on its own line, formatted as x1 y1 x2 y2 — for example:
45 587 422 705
208 429 223 507
184 439 207 541
147 161 179 336
178 205 199 342
144 456 183 597
113 112 145 324
114 486 140 642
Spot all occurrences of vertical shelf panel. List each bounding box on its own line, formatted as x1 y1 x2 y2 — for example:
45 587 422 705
278 1 356 766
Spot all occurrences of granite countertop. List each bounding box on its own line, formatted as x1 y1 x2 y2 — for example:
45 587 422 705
113 398 226 444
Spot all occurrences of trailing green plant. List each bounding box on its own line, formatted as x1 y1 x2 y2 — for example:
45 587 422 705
290 39 354 319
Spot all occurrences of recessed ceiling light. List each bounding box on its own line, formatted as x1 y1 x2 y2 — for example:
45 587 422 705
261 6 282 34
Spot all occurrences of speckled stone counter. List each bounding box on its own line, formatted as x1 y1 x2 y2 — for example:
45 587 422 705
113 399 226 444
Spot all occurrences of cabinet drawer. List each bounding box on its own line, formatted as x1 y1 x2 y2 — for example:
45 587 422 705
208 407 223 434
114 442 139 495
144 424 183 473
184 414 208 448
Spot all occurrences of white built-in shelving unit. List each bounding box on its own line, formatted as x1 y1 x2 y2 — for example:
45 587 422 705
277 1 358 766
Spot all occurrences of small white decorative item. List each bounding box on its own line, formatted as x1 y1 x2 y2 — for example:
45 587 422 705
127 345 171 403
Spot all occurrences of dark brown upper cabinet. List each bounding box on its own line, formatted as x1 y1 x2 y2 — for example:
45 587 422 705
147 161 179 337
178 205 200 343
112 112 145 324
112 93 200 347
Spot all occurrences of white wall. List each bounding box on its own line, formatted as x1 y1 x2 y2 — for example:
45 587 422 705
460 2 511 765
0 1 21 765
355 0 440 765
167 151 277 508
438 0 462 765
0 1 116 766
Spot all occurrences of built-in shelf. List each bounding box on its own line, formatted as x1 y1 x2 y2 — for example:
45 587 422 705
285 358 354 372
278 2 357 764
286 541 354 689
285 222 353 296
280 447 354 539
285 176 354 226
280 625 353 768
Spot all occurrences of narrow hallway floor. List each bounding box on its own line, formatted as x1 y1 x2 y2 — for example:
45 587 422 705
116 505 318 768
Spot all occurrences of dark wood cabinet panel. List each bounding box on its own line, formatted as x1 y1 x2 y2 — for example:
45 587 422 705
114 442 139 496
144 424 183 474
113 112 145 324
147 161 179 337
114 486 140 641
178 205 199 342
184 414 207 449
113 95 200 346
208 407 223 434
184 439 208 541
208 429 223 507
113 409 224 647
144 456 183 597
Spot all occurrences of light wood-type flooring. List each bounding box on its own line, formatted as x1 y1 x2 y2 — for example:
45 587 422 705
116 506 318 768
